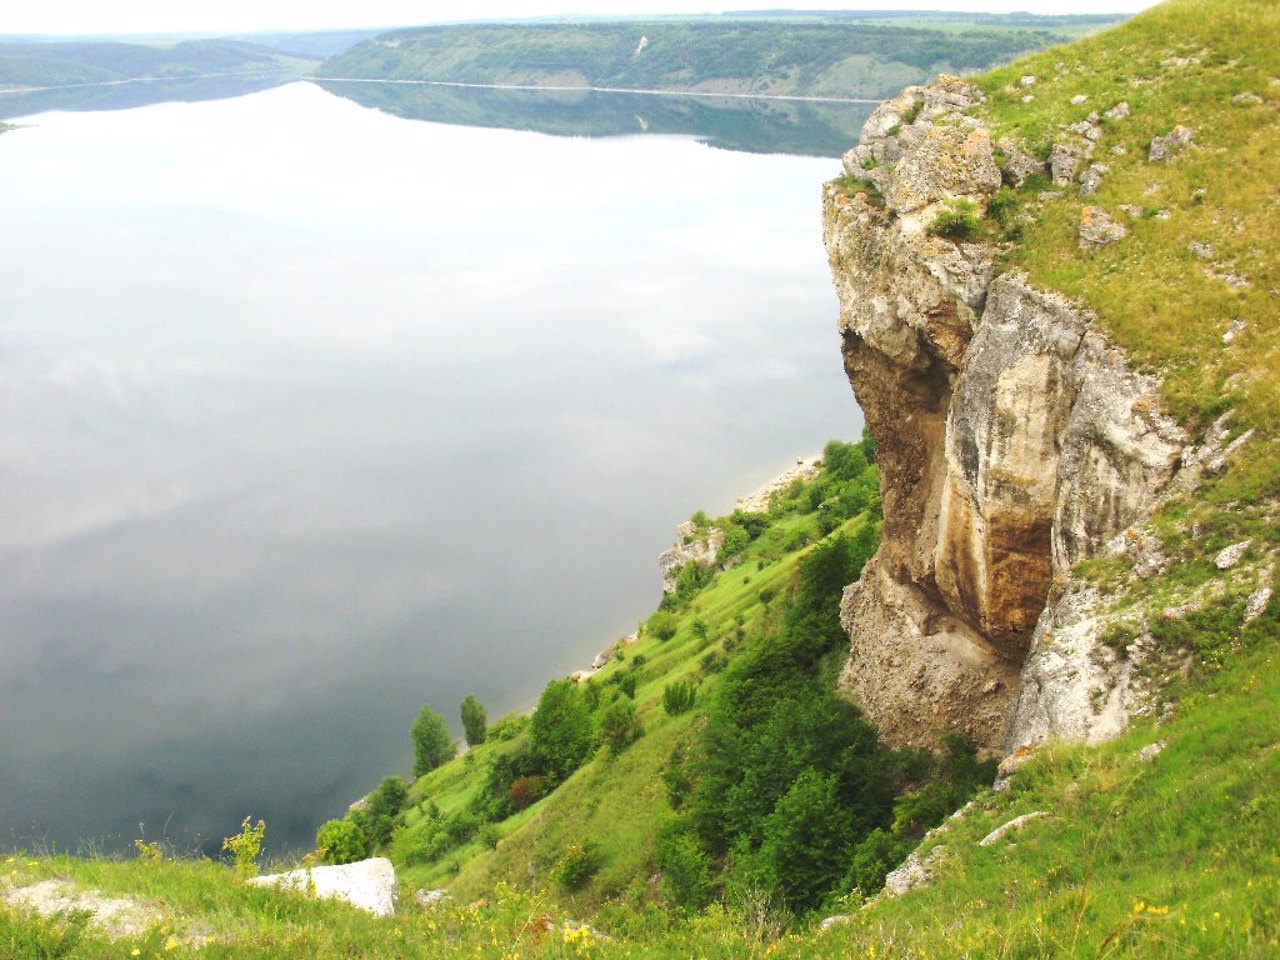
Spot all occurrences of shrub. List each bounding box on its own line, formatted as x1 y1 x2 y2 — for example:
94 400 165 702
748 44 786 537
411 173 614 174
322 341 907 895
663 681 697 716
222 816 266 877
987 186 1018 227
655 820 714 912
368 776 407 819
554 841 602 889
316 818 368 865
929 198 982 241
411 705 456 777
479 823 502 849
647 610 679 642
507 775 549 811
601 698 643 755
460 693 488 746
487 712 529 741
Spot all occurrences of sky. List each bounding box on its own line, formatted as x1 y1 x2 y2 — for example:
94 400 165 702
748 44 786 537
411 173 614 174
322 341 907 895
3 0 1161 39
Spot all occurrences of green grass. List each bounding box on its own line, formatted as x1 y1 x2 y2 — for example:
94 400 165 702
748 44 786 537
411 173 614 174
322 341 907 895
976 0 1280 454
4 624 1277 957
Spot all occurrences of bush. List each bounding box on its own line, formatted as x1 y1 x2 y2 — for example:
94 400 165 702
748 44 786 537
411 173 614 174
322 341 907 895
368 776 407 820
460 693 488 747
554 841 602 889
647 610 679 641
411 705 456 777
507 775 549 811
479 823 502 849
222 816 266 877
662 681 697 716
487 712 529 741
929 198 982 241
655 820 714 911
601 698 643 756
316 818 369 865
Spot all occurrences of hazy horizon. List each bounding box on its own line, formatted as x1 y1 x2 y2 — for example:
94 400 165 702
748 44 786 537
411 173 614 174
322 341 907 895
2 1 1158 40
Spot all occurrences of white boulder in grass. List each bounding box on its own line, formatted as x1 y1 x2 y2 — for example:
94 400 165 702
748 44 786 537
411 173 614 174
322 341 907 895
248 857 397 917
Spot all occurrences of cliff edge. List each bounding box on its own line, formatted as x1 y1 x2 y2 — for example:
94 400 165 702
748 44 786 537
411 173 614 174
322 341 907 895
823 76 1197 752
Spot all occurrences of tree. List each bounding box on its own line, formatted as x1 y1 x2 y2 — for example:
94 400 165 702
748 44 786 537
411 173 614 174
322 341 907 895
411 704 456 777
460 693 488 747
528 678 595 783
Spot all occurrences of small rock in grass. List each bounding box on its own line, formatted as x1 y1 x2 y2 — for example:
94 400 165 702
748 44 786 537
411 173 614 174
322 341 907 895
1070 94 1089 104
819 914 852 931
1079 206 1128 248
1189 241 1213 260
1214 540 1252 570
1079 164 1110 197
883 845 945 896
414 888 451 909
1149 125 1194 162
1232 92 1263 105
1021 94 1035 104
1020 75 1037 87
979 812 1048 847
1244 585 1273 623
1137 741 1166 763
1222 319 1246 343
1105 101 1131 120
1050 142 1083 184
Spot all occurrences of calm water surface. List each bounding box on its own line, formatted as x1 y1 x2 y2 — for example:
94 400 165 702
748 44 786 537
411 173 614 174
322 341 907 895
0 80 863 853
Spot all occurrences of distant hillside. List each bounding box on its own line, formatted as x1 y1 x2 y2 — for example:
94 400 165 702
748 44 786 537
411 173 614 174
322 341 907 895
315 19 1111 100
0 38 315 89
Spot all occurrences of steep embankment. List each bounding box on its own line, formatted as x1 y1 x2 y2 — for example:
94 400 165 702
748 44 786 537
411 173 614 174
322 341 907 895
315 20 1097 100
824 0 1278 759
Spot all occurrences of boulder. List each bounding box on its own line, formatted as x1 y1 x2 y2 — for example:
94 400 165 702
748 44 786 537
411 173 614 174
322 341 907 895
248 857 397 917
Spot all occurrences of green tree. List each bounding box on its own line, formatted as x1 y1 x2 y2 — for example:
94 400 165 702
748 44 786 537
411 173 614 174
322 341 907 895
411 705 456 778
756 769 856 911
368 775 407 818
528 678 595 783
315 818 369 865
460 693 488 747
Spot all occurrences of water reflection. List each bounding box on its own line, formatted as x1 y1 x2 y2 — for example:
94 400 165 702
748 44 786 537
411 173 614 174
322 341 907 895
0 81 862 854
315 80 873 158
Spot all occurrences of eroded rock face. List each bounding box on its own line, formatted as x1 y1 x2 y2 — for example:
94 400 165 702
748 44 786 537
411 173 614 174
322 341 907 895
823 78 1187 752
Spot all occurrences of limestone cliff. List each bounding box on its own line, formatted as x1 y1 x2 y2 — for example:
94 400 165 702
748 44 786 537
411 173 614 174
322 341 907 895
823 77 1188 752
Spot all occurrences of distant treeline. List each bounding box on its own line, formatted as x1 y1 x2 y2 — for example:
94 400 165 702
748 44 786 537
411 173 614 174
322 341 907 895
0 39 313 89
316 19 1113 99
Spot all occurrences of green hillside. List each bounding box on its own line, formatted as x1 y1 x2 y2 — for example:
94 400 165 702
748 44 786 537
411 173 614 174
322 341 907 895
2 1 1278 957
315 19 1108 100
0 39 316 89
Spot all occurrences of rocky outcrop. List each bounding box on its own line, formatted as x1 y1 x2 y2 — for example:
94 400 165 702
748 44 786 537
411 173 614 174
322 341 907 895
657 521 725 593
824 77 1187 752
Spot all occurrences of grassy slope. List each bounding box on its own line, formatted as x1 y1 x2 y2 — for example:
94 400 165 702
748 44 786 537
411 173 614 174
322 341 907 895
392 503 868 903
315 20 1084 99
2 2 1277 957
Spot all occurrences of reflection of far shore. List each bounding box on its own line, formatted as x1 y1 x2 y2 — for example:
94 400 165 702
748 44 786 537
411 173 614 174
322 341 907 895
314 79 874 159
0 72 300 120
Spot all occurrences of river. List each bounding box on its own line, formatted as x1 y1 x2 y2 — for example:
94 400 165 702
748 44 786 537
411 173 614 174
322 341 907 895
0 78 868 854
